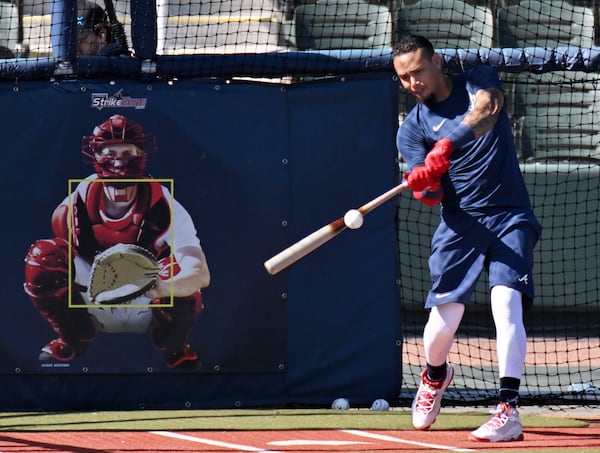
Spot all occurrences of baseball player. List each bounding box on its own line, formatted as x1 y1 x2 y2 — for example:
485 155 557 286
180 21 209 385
393 35 541 442
24 114 210 368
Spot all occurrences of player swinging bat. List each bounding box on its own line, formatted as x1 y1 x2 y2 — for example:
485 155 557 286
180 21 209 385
263 181 409 275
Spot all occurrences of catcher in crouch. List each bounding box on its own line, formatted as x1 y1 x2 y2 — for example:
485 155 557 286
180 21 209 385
24 114 210 368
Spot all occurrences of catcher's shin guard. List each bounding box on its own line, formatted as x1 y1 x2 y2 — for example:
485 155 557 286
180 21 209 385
25 238 96 360
150 292 203 367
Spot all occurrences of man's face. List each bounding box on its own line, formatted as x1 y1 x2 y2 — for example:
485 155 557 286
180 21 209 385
95 143 144 179
393 48 442 104
78 27 108 55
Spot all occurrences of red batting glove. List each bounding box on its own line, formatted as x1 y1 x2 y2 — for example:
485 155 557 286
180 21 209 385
425 138 453 176
404 165 437 192
413 180 443 207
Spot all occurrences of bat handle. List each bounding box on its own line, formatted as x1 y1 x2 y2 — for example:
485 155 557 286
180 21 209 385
359 181 409 215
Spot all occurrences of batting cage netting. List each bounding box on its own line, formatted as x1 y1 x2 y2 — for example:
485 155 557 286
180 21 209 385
2 0 599 407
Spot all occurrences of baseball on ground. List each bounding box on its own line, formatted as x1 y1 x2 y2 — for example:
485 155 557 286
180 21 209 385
370 398 390 411
331 397 350 410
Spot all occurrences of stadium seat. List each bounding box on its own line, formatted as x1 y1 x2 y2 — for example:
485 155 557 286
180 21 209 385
512 71 600 161
159 0 285 54
293 0 392 50
496 0 595 48
394 0 494 49
497 1 599 161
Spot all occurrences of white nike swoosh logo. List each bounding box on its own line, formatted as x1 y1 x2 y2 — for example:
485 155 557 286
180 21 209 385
432 119 447 132
434 292 452 299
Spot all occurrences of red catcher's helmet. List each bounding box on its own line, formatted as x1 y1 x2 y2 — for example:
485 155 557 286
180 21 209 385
82 114 156 179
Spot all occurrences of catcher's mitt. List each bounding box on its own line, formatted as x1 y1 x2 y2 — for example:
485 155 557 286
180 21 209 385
88 244 159 304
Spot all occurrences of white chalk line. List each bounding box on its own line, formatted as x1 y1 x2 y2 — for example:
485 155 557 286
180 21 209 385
342 429 476 452
149 430 282 452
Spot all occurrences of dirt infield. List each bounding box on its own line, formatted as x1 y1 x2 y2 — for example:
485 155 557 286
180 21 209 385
0 425 599 452
0 407 598 452
403 337 600 367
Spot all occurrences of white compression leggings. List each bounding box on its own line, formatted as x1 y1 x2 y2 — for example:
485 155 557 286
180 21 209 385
423 285 526 379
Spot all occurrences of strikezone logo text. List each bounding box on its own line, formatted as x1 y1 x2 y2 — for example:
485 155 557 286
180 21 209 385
91 89 147 110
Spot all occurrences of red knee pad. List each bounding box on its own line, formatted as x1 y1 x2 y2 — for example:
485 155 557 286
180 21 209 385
24 238 72 298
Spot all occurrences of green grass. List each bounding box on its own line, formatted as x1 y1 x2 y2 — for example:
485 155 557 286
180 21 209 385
0 408 587 432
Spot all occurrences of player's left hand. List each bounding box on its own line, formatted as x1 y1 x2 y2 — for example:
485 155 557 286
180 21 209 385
88 244 159 304
413 181 443 207
425 138 453 176
145 279 169 299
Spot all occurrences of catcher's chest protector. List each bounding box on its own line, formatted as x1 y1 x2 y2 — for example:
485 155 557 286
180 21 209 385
74 181 171 259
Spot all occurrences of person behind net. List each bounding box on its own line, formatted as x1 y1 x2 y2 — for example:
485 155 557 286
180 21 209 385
393 34 541 442
77 3 128 56
24 114 210 369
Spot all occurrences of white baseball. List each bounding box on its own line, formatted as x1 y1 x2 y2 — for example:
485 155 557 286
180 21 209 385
331 397 350 410
344 209 364 229
370 398 390 411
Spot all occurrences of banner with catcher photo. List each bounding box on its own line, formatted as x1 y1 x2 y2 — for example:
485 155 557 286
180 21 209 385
0 75 400 406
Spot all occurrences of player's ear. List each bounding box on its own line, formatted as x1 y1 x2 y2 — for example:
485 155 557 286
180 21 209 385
432 53 442 70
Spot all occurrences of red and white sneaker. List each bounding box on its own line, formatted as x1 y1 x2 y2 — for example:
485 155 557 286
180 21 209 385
165 344 199 368
411 364 454 430
469 402 524 442
39 338 89 362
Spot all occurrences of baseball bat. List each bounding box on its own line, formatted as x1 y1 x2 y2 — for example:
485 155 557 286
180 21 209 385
264 181 409 275
103 0 130 54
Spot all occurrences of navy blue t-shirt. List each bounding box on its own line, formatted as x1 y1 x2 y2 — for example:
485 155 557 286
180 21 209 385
397 65 532 216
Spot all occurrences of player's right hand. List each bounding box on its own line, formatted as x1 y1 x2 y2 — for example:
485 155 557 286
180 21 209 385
425 138 453 176
404 165 438 192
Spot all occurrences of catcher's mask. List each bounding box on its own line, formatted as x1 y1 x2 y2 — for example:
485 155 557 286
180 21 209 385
82 114 156 180
81 115 156 204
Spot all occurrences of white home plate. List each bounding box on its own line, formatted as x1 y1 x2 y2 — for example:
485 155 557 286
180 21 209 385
269 440 369 446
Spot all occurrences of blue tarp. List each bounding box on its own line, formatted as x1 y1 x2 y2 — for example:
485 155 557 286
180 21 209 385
0 73 401 410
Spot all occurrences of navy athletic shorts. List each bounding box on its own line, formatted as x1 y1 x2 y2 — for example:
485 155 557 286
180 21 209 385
425 210 541 310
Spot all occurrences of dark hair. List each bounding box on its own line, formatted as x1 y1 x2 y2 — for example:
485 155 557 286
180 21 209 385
392 34 435 59
78 5 109 39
